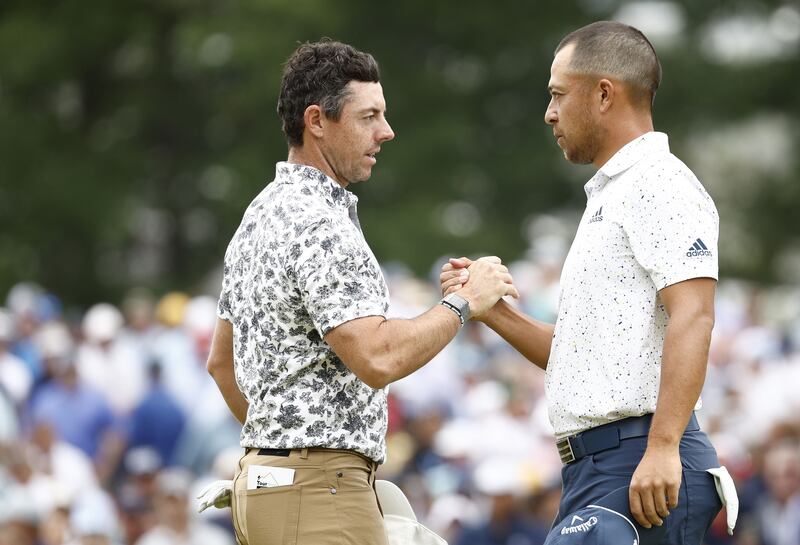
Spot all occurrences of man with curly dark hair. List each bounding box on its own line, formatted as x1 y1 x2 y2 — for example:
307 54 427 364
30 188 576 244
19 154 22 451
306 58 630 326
206 39 517 545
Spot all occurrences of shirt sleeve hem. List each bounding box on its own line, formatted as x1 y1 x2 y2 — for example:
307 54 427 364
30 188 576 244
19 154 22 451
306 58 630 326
318 306 388 337
655 270 719 291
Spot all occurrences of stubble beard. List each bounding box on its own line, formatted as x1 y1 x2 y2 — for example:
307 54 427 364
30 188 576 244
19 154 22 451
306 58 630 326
565 104 601 165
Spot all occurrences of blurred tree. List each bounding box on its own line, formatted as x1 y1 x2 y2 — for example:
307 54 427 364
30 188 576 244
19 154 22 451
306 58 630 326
0 0 798 304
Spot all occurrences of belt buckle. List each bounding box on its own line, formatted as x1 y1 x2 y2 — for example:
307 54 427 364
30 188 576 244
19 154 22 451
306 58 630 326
557 437 576 464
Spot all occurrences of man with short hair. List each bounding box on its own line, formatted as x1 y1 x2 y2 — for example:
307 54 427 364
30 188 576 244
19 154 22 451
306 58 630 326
207 39 517 545
443 21 726 544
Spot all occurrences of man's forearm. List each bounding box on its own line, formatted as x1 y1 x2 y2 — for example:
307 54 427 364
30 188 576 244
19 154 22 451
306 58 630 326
358 305 462 388
327 257 518 388
481 300 554 370
649 310 714 446
207 319 248 424
211 367 249 425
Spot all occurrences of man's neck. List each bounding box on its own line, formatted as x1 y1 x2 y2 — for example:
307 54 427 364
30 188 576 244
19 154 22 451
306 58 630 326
593 117 654 169
287 146 347 188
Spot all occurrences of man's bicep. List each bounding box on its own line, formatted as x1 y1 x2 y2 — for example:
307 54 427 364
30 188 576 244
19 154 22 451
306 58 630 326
323 315 384 366
658 277 716 318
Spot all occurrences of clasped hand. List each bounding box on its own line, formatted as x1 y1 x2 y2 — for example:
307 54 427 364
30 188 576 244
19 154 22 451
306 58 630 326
440 256 518 319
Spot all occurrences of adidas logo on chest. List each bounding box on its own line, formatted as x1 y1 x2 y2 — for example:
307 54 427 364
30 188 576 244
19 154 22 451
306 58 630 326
588 206 603 223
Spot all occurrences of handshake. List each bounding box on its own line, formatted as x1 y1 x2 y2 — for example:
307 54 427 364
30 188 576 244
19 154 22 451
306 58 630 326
439 256 519 321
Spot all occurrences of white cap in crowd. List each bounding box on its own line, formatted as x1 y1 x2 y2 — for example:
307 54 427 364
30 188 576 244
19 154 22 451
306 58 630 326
82 303 124 344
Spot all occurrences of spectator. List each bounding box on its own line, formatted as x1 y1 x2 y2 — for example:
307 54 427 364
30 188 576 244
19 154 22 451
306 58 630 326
66 488 121 545
149 293 205 416
29 352 125 484
28 419 99 501
754 441 800 545
136 468 232 545
0 310 33 406
77 303 147 416
127 360 186 466
455 458 548 545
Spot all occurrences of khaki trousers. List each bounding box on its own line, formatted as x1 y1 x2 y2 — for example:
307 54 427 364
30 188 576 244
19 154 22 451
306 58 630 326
231 448 389 545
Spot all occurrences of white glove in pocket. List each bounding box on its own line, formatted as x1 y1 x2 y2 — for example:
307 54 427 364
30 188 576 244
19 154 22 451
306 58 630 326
706 466 738 535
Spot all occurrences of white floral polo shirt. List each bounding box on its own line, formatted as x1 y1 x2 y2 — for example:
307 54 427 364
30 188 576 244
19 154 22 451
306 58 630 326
217 162 390 462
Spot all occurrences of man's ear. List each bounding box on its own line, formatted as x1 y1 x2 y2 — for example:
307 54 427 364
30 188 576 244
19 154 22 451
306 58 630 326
598 79 615 114
304 105 325 139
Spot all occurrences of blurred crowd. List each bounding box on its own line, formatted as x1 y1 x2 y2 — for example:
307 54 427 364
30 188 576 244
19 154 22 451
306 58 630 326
1 252 800 545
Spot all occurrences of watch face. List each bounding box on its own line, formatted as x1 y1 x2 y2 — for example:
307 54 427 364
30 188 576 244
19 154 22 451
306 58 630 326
448 294 469 319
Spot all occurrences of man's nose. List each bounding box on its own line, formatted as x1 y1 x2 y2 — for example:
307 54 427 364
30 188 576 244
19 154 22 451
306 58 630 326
544 100 557 125
378 119 395 142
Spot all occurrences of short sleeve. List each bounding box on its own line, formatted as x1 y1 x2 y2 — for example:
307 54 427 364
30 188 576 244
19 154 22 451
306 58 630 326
217 261 234 322
624 163 719 290
290 218 388 336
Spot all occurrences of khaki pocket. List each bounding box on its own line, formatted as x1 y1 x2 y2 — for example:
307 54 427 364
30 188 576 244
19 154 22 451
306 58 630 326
333 465 372 491
236 485 302 545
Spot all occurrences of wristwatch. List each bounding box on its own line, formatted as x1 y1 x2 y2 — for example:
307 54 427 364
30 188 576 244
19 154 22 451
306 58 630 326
440 293 471 325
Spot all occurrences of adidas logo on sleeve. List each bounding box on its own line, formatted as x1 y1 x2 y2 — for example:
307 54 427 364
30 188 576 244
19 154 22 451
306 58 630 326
589 206 603 223
686 238 712 257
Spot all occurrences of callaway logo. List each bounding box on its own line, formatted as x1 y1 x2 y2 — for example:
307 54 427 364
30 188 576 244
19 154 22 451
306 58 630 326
589 206 603 223
687 238 712 257
560 515 598 534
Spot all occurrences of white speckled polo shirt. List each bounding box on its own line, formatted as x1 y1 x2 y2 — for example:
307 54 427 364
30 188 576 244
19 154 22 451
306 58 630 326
546 132 719 439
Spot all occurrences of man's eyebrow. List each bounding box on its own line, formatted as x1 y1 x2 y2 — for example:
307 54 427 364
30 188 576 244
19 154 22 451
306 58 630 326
356 107 388 115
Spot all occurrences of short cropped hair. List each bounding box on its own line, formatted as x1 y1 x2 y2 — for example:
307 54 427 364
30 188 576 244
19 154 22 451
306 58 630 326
277 39 380 147
556 21 662 109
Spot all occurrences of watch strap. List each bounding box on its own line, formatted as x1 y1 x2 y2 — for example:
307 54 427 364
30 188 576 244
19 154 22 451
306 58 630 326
440 293 471 325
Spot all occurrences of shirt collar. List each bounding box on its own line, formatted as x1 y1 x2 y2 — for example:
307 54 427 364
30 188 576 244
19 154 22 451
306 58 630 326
584 131 669 198
274 161 357 209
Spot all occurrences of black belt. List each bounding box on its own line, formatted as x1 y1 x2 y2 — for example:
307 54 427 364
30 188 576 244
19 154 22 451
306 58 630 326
556 413 700 465
255 448 291 456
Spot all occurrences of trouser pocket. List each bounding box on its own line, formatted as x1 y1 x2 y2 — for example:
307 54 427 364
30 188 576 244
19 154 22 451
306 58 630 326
234 485 302 545
682 469 723 545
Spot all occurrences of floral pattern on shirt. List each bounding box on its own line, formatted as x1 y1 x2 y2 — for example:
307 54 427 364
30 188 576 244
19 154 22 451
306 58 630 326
217 162 389 462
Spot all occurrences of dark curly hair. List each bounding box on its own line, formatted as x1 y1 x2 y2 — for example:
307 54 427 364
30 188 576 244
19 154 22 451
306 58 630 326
277 39 380 147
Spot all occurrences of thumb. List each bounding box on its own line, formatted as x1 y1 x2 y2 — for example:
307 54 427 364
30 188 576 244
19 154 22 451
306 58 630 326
449 256 472 268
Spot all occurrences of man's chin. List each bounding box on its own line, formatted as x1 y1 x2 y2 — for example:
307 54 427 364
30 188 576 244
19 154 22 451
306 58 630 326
564 150 592 165
349 169 373 184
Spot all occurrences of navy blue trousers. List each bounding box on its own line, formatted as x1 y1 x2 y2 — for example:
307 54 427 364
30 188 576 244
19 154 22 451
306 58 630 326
555 430 723 545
